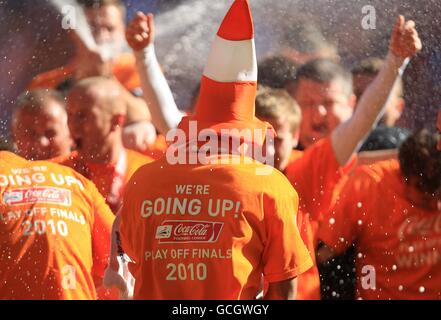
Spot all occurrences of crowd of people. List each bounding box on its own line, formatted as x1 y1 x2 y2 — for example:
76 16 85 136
0 0 440 300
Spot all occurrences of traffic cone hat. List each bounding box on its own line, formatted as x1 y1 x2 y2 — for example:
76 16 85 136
177 0 272 146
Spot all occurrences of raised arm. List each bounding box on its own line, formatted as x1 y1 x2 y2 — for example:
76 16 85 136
126 12 184 135
332 15 422 165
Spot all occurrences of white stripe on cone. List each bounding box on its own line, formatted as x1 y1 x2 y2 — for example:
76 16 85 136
203 36 257 83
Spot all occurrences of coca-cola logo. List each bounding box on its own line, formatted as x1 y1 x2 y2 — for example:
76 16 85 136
174 223 209 237
398 213 441 240
3 187 71 206
156 220 223 243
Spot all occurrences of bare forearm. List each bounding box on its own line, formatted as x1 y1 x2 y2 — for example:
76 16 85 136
332 53 406 165
134 45 183 134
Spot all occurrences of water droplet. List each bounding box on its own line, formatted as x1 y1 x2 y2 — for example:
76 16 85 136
329 218 335 225
357 202 362 208
419 286 425 293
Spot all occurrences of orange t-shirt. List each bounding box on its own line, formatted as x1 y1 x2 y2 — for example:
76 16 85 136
319 159 441 300
28 53 141 92
119 154 313 300
284 138 356 300
53 149 152 214
0 151 114 300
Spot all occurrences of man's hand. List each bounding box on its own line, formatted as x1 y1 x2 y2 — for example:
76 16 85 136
122 121 157 153
126 12 155 52
389 15 422 60
103 255 135 300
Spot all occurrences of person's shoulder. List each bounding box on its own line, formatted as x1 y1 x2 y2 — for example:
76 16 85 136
35 155 83 178
216 158 295 195
125 154 163 182
0 151 27 167
357 158 399 176
27 64 74 89
112 53 140 91
113 52 136 69
126 148 154 164
353 159 399 184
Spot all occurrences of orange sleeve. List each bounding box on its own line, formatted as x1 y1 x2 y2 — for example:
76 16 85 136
88 180 115 285
318 167 370 255
286 137 357 222
262 182 313 283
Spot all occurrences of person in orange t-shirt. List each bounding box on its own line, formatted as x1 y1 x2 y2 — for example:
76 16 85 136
255 16 422 300
0 151 114 300
28 0 139 93
106 1 313 300
318 130 441 299
256 90 354 300
119 154 313 300
53 77 153 214
11 89 73 161
27 0 158 154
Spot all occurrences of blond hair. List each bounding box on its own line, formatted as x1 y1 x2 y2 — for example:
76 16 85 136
255 89 302 131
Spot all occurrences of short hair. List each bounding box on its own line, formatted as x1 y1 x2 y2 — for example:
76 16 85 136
258 55 297 89
352 57 403 97
15 89 66 112
283 19 338 57
360 126 410 152
255 89 302 132
351 57 384 76
78 0 126 16
69 76 126 115
293 59 353 98
399 129 441 194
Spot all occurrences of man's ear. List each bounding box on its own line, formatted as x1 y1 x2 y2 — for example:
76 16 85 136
396 97 405 114
348 93 357 109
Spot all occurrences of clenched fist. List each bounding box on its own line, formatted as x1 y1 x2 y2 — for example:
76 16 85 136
126 12 155 51
389 15 422 60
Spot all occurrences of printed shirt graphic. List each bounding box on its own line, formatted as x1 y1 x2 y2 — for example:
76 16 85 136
0 151 115 300
319 159 441 300
284 137 356 300
119 154 313 300
53 149 152 214
27 53 141 92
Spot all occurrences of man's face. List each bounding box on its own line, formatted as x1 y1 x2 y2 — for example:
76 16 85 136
67 91 113 154
293 78 354 148
353 73 404 127
85 5 125 47
437 110 441 151
12 101 72 160
262 117 298 172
